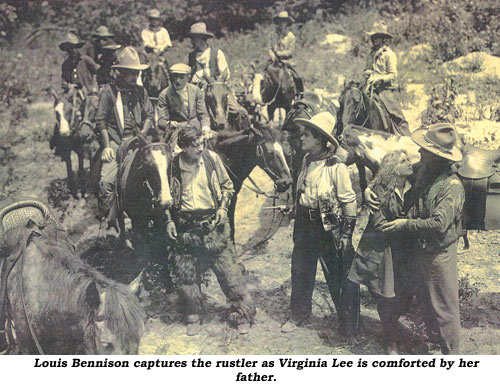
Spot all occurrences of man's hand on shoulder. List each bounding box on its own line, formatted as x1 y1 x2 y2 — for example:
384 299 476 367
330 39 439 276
101 147 115 162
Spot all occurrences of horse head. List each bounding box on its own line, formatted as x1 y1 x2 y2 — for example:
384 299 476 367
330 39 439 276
205 81 229 131
136 132 173 211
252 123 292 192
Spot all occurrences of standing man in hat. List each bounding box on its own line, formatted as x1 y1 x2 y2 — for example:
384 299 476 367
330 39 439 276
95 47 154 225
363 21 410 136
281 111 360 339
187 22 250 130
141 8 172 57
268 11 303 98
157 63 210 139
165 126 255 336
86 25 115 63
375 123 464 354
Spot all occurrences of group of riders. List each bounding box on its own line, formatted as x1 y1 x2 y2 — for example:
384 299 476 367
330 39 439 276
50 8 465 356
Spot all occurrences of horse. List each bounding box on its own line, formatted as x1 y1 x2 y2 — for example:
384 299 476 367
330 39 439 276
0 199 145 354
252 60 297 123
208 123 293 241
115 132 173 249
140 52 170 105
49 88 98 196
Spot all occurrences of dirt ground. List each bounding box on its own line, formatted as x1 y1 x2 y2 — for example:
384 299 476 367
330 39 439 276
5 98 500 355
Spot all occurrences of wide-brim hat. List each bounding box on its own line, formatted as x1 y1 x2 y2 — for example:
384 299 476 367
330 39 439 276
0 198 52 241
102 43 122 51
169 63 191 75
112 46 149 70
188 22 215 39
273 11 294 25
59 32 85 51
147 8 161 19
364 21 393 39
294 111 339 148
93 25 114 38
411 123 463 162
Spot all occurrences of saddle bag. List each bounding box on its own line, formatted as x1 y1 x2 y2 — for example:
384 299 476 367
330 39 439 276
461 172 500 230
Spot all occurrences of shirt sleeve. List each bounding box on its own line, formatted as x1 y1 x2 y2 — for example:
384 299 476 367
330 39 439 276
82 55 100 73
336 163 357 217
406 178 464 234
142 87 154 124
157 89 170 131
95 86 113 133
217 49 230 80
210 150 235 196
380 49 398 83
159 28 172 49
276 32 295 58
141 29 154 48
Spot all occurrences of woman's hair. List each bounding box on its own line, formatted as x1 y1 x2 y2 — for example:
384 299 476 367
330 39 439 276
177 126 202 149
368 149 407 210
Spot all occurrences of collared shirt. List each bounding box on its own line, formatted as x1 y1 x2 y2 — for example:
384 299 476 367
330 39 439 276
394 179 412 202
61 55 99 95
297 153 357 231
366 45 398 85
191 47 230 85
179 153 217 212
141 27 172 54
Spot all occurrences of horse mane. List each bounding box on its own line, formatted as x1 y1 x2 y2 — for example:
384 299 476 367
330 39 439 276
22 218 145 354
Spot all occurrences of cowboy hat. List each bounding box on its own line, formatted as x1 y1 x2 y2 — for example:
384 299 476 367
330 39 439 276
93 25 114 38
59 32 85 51
169 63 191 75
101 43 121 51
112 46 149 70
273 11 294 25
294 111 339 148
411 123 463 162
147 8 161 19
188 22 215 39
364 21 393 39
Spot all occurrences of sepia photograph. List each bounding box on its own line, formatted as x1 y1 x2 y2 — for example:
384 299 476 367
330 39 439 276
0 0 499 359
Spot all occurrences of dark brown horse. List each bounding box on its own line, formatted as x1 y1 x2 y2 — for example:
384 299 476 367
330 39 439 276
208 123 292 241
140 52 170 104
0 199 145 354
254 60 297 122
50 90 98 196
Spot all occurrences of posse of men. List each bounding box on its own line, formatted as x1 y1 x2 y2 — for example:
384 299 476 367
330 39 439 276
56 10 466 354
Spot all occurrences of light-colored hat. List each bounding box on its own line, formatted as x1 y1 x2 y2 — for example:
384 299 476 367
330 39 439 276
294 111 339 148
112 46 149 70
93 25 114 38
411 123 463 162
169 63 191 75
273 11 294 25
364 21 393 39
188 22 215 39
102 43 121 51
147 8 161 19
59 32 85 51
0 198 52 240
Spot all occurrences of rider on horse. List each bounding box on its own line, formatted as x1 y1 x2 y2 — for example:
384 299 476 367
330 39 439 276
94 47 154 226
86 25 115 63
363 21 410 136
268 11 303 99
157 63 211 141
187 22 251 131
141 8 172 59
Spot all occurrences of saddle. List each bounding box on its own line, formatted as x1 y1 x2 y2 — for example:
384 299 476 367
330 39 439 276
458 145 500 230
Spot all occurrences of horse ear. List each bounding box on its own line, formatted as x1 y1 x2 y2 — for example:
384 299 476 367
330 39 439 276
85 281 101 310
129 269 144 295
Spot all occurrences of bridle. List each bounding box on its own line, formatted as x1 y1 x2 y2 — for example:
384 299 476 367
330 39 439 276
205 82 230 124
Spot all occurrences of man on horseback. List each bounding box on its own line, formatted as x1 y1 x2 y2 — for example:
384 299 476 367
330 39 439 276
141 9 172 59
281 112 360 340
94 47 154 225
363 21 410 136
267 11 303 99
165 126 255 336
157 63 211 140
187 22 251 131
86 25 115 63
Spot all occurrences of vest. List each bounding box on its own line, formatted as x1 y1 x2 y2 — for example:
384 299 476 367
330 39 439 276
188 47 220 80
168 149 223 214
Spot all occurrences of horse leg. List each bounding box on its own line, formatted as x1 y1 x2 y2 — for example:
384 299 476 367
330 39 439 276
77 146 86 197
356 161 368 202
63 150 77 196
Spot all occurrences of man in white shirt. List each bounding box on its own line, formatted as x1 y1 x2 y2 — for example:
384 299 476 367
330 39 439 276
187 22 250 130
166 126 255 336
141 8 172 56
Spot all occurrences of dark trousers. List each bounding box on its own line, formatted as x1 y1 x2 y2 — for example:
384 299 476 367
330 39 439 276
171 213 255 326
379 89 410 136
291 205 360 335
418 241 460 354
